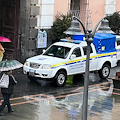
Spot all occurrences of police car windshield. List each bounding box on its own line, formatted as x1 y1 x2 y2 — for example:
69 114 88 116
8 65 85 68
43 45 70 59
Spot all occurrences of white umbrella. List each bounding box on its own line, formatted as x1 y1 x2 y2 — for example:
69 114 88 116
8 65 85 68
0 60 23 71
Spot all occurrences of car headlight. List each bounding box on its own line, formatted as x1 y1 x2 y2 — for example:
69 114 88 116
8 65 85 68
24 61 29 66
41 64 51 69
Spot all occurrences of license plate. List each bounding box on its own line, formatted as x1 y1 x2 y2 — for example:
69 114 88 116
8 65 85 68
29 69 35 76
29 72 34 76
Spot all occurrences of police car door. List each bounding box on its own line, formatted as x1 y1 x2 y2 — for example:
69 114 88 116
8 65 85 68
67 47 85 75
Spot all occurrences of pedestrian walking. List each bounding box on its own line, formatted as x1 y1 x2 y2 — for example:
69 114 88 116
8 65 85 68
0 70 17 116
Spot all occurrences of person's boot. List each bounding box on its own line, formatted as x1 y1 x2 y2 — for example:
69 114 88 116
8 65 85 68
8 110 14 113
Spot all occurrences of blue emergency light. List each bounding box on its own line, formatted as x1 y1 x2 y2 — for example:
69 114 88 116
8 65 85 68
60 39 81 44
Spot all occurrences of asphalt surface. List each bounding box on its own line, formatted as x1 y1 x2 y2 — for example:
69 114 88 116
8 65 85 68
0 66 120 120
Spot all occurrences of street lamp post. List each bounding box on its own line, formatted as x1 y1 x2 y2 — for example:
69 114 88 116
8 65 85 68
64 16 112 120
81 30 93 120
73 17 94 120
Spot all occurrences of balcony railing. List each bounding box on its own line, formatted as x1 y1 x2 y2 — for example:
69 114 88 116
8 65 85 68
69 9 80 19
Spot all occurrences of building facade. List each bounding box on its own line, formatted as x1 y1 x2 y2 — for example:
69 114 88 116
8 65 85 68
0 0 119 62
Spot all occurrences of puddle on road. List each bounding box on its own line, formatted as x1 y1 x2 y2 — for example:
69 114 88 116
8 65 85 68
3 66 120 119
4 71 120 120
19 78 120 120
2 78 120 120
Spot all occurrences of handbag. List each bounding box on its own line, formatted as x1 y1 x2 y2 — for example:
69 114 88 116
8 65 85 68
0 74 9 88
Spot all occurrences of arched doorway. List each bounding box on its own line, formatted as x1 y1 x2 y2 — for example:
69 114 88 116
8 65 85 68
0 0 20 60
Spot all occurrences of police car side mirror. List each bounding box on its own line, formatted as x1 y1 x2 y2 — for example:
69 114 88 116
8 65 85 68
42 49 46 54
70 54 76 60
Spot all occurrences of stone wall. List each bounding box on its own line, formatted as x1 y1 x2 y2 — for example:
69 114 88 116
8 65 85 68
28 0 39 57
19 0 53 62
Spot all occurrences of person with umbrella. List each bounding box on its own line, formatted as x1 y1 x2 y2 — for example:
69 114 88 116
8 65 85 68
0 70 17 116
0 60 23 116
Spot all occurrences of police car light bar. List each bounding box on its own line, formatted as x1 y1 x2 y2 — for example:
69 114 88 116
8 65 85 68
60 39 81 44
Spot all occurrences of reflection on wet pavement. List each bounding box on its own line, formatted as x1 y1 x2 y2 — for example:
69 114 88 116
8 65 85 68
0 66 120 119
1 79 120 120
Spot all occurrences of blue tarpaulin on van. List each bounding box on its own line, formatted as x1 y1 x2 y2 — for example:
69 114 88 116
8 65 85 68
72 33 116 54
93 33 116 54
72 35 85 41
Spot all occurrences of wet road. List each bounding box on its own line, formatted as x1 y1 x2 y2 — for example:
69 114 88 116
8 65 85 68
0 66 120 119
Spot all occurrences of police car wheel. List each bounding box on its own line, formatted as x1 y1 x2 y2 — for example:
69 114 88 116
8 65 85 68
99 64 110 79
55 71 67 87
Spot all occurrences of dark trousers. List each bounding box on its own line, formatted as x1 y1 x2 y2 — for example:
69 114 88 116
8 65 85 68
0 93 12 112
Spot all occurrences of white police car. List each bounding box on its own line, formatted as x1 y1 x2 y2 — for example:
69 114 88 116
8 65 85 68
23 33 117 86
